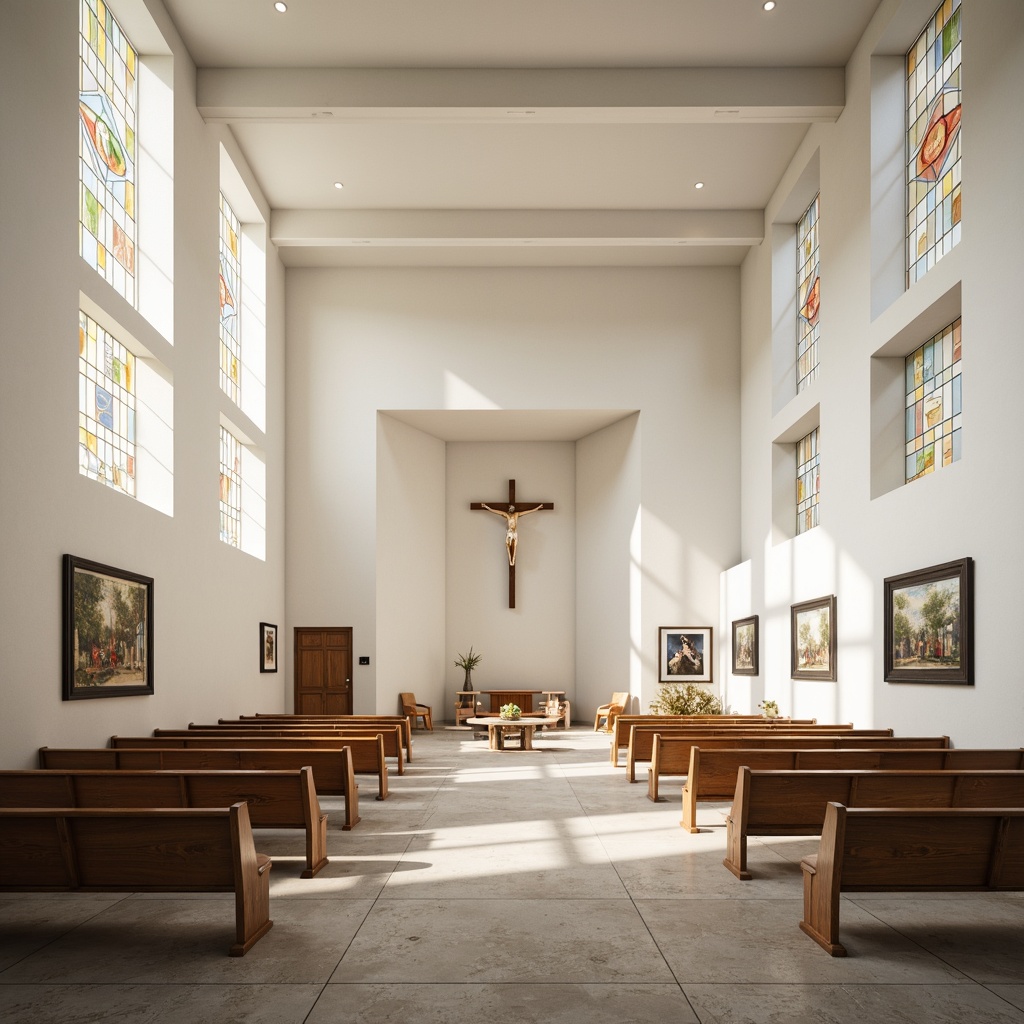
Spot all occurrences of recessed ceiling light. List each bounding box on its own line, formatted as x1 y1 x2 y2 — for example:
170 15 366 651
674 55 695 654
763 1 776 10
333 181 344 189
274 2 287 12
694 181 705 189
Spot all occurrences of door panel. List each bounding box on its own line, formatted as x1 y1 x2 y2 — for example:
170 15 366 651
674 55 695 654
294 628 352 714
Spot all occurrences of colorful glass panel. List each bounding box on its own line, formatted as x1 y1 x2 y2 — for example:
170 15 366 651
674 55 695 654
79 0 137 304
906 0 961 284
219 193 242 405
79 310 136 496
796 428 820 535
796 193 820 392
905 318 961 482
220 426 242 547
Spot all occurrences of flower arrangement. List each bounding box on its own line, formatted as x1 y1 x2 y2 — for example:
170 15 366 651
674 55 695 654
454 647 482 671
499 703 522 720
758 699 779 718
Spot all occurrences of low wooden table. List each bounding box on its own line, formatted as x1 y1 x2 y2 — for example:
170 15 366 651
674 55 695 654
465 717 559 750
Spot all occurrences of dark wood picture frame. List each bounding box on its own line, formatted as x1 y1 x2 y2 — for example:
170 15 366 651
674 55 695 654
731 615 759 676
62 554 153 701
790 595 836 681
884 557 973 685
659 626 713 683
260 622 278 673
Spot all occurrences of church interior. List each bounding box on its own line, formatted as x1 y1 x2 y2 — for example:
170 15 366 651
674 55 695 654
2 0 1022 1021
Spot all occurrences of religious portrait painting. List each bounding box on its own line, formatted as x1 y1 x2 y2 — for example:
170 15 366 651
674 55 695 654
260 622 278 673
659 627 713 684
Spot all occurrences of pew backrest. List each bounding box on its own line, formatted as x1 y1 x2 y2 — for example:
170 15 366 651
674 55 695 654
0 802 273 956
724 767 1024 880
0 765 339 875
236 714 413 754
678 745 1024 831
799 803 1024 956
38 744 365 805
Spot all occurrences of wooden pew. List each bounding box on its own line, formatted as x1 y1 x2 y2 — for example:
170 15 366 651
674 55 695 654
153 725 405 774
677 744 1024 831
108 735 390 799
0 766 337 876
626 725 894 783
608 715 822 766
0 802 272 956
799 803 1024 956
724 767 1024 880
225 715 413 760
38 744 366 810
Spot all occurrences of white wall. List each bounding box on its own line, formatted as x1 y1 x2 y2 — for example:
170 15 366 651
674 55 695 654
0 1 286 764
728 0 1024 746
286 266 741 722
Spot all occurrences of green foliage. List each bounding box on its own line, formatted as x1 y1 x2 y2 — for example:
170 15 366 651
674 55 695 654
648 683 723 716
499 703 521 719
454 646 482 671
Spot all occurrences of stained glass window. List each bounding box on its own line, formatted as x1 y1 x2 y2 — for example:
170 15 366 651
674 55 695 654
905 318 961 482
796 194 820 392
79 311 136 496
79 0 137 305
219 193 242 404
796 428 819 535
220 426 242 547
907 0 961 284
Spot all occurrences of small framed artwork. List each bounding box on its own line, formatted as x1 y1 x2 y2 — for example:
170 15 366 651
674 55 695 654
790 595 836 681
884 557 973 685
62 554 153 701
260 622 278 673
731 615 759 676
659 626 713 683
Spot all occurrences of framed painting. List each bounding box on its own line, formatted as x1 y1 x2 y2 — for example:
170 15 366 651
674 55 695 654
260 622 278 673
731 615 759 676
884 557 973 685
659 626 713 684
790 595 836 681
62 554 153 700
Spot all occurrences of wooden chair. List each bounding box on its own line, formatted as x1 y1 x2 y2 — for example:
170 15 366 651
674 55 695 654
594 692 629 732
400 692 433 731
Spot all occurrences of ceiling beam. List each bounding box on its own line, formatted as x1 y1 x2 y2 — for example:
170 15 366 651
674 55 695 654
198 66 844 124
270 209 764 249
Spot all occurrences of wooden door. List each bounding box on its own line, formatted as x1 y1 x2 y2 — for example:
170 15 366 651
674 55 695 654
293 627 353 714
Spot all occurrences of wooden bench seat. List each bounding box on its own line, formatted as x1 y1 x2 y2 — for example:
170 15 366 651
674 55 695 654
677 745 1024 831
724 767 1024 880
108 735 390 800
237 715 413 757
0 802 272 956
626 725 894 783
145 726 405 774
607 715 821 766
38 744 365 812
223 715 413 760
799 803 1024 956
0 766 337 876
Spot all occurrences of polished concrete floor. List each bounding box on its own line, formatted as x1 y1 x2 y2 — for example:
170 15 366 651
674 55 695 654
2 725 1023 1023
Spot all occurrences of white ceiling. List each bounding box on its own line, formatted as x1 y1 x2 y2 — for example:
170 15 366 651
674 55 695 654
163 0 884 267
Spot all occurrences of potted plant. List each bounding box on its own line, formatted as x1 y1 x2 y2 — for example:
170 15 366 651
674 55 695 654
454 647 482 690
758 699 780 719
649 683 723 716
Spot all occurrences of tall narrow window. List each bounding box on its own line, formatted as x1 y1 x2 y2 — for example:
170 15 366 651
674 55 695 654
796 194 820 392
907 0 961 284
905 318 961 482
219 193 242 404
79 311 136 496
796 428 820 535
219 426 242 547
79 0 137 305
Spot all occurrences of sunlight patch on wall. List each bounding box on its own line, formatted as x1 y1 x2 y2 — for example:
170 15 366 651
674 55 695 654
443 370 501 409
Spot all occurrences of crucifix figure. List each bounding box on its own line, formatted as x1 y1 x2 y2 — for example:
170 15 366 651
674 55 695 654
471 479 554 608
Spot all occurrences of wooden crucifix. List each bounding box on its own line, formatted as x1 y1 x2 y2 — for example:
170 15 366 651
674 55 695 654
470 479 554 609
